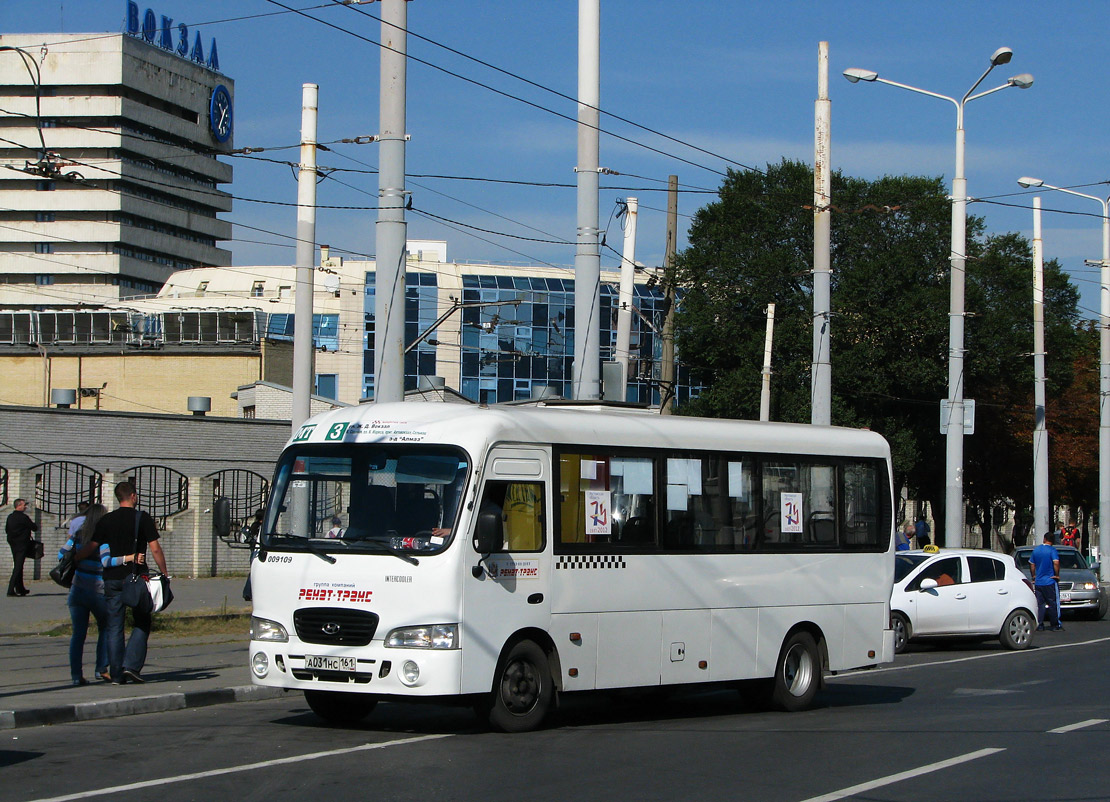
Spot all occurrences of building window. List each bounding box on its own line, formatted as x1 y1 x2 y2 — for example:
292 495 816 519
34 243 53 254
35 212 55 222
35 275 55 285
315 373 338 400
251 281 264 297
36 181 55 191
242 406 256 419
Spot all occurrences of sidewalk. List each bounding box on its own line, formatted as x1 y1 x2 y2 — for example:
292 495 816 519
0 577 285 730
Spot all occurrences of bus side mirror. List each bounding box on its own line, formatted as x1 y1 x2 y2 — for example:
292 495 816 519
213 496 232 539
473 506 502 555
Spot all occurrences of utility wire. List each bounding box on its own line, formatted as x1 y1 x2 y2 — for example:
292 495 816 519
264 0 730 178
329 0 762 174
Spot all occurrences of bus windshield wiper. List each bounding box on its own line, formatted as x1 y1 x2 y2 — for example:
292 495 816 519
349 538 419 566
304 539 339 564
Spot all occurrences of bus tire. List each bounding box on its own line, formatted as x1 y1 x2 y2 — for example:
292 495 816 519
484 639 553 733
771 631 821 712
304 690 377 726
891 612 911 654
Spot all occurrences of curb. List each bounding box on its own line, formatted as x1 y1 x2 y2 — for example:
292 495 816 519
0 684 286 730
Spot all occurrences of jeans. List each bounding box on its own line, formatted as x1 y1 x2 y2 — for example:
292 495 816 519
67 585 108 682
104 578 153 680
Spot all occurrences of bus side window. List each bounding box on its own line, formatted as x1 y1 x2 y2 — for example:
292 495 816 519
479 481 544 552
558 452 655 548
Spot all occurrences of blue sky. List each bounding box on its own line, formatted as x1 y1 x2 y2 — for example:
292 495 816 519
5 1 1108 317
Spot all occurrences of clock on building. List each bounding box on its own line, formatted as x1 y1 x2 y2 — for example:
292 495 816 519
208 84 233 143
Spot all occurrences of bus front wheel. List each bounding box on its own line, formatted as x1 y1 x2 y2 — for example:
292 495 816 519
771 631 821 712
483 640 554 733
304 689 377 726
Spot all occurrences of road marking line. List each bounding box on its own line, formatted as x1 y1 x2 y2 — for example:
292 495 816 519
796 748 1005 802
1049 718 1107 734
830 635 1110 679
27 733 451 802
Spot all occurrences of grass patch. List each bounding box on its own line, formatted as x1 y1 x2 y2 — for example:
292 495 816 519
40 610 250 638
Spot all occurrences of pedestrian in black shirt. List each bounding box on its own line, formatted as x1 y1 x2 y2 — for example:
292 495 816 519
5 498 37 597
90 481 168 684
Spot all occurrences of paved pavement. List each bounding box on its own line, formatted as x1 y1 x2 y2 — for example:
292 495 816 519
0 576 286 730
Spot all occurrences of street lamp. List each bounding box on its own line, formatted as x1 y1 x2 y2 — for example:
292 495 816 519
845 48 1033 548
1018 176 1110 573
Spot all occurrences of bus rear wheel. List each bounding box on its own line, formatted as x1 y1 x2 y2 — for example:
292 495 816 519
771 631 821 712
483 640 554 733
304 689 377 726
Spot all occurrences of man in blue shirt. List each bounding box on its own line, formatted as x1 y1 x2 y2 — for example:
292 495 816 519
1030 531 1062 631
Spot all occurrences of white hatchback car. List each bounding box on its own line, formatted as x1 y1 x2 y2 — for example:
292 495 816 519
891 548 1037 653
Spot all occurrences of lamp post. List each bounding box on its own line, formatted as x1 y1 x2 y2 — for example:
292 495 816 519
1018 176 1110 573
845 49 1033 548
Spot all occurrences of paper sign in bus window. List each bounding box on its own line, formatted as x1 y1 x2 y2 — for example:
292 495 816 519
622 459 653 495
580 459 599 480
781 492 803 534
585 490 611 536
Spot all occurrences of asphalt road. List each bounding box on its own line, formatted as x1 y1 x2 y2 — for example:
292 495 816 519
4 619 1108 802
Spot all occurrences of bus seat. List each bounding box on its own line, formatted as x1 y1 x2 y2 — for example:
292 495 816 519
353 485 395 537
397 496 439 534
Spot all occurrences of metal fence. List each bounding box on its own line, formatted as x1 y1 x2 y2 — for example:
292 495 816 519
30 461 103 516
122 465 189 526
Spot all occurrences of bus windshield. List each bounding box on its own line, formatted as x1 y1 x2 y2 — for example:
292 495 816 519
263 444 470 555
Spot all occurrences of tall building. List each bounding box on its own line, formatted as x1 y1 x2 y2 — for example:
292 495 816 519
0 29 233 308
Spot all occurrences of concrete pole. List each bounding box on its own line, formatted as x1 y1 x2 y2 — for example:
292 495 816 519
1032 196 1050 539
614 197 638 400
659 175 678 414
573 0 601 401
291 83 318 433
373 0 408 404
1099 199 1110 572
944 117 967 548
812 41 832 427
760 303 776 422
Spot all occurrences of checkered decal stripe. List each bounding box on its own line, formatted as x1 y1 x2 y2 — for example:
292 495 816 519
556 555 627 570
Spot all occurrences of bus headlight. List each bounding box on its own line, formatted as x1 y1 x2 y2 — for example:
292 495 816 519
250 616 289 642
251 652 269 678
385 624 458 649
401 660 420 685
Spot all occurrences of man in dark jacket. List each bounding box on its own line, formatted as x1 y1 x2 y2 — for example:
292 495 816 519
5 498 38 596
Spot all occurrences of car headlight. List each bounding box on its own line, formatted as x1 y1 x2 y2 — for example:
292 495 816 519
250 616 289 642
385 623 458 649
1082 582 1097 591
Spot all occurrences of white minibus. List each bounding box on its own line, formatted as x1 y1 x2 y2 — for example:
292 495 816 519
248 401 895 731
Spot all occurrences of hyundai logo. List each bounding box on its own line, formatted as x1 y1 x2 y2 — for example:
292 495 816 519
322 622 341 635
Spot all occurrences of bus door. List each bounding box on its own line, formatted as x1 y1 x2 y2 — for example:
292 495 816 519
461 447 551 692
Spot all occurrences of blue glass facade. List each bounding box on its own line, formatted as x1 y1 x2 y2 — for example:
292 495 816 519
364 271 438 397
363 269 699 406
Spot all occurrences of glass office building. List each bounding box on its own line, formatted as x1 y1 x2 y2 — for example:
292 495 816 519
364 268 699 406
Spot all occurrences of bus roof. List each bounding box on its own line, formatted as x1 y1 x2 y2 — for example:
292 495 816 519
287 402 891 460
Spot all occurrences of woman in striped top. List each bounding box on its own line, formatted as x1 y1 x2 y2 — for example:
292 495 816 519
60 503 109 686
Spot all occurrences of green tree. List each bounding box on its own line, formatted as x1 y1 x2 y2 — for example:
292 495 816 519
672 160 1081 545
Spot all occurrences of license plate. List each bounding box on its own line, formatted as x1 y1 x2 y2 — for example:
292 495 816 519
1061 592 1072 602
304 655 358 672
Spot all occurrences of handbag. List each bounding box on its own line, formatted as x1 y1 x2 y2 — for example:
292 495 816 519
120 510 153 614
148 575 173 613
30 540 44 560
50 549 76 588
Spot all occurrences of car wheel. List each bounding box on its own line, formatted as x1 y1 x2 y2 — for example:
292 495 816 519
483 639 554 733
771 631 821 712
999 609 1035 650
891 612 910 654
304 690 377 725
